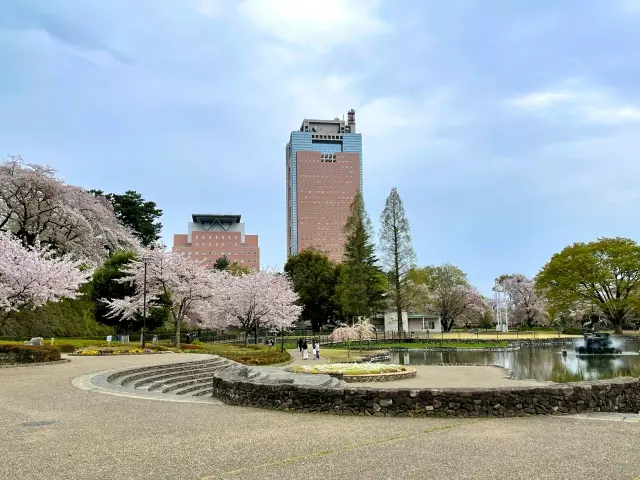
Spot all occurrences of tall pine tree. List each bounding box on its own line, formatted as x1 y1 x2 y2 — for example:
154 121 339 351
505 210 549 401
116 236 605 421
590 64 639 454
379 187 416 332
336 191 387 322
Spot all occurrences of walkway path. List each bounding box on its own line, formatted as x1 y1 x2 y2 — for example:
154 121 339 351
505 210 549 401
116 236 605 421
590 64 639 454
1 354 639 479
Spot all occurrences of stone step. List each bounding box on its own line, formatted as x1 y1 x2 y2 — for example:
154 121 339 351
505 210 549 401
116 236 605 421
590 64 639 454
107 357 220 382
162 377 214 394
114 360 222 385
146 371 221 392
134 362 229 389
119 360 225 386
173 380 212 396
193 388 213 397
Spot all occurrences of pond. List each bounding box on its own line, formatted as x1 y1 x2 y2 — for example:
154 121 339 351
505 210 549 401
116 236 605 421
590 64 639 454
387 338 640 382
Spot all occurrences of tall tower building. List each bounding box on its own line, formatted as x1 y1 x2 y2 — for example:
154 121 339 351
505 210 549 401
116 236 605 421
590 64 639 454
286 109 362 263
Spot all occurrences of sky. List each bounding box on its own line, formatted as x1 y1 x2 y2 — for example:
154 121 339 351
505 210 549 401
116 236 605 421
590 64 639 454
1 0 640 296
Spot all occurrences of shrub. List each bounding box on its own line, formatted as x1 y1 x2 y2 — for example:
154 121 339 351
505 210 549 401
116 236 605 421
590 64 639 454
205 344 291 365
177 344 202 350
54 343 78 353
0 344 61 364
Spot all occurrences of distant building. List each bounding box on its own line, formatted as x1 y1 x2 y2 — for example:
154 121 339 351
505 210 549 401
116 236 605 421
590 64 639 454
286 109 362 263
372 311 442 334
172 214 260 271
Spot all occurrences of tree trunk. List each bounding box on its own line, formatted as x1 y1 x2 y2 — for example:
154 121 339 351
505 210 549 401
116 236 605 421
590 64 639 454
244 328 249 346
280 329 285 353
175 319 181 349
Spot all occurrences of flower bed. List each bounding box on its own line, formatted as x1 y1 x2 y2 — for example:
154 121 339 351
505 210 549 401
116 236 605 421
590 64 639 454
290 363 405 376
70 347 165 356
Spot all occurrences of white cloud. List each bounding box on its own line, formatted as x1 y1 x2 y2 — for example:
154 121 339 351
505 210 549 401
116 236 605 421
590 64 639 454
505 130 640 210
510 82 640 124
511 91 577 108
237 0 390 51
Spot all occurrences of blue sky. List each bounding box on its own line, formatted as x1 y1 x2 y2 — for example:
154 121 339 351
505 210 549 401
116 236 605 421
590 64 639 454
1 0 640 295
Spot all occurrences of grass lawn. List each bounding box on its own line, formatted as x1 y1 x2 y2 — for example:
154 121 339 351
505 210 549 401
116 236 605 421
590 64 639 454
319 348 386 363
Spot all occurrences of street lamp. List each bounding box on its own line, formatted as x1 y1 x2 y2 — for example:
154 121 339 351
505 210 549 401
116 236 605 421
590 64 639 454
141 256 149 349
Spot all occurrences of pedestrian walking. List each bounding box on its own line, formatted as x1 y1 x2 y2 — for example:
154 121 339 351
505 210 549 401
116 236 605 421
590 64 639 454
298 338 303 353
315 341 320 359
302 340 309 360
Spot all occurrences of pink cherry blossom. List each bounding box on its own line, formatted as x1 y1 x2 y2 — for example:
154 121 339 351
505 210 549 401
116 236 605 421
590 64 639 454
0 156 139 262
206 270 302 346
102 246 220 348
500 274 547 327
425 283 489 331
0 232 92 318
329 318 374 355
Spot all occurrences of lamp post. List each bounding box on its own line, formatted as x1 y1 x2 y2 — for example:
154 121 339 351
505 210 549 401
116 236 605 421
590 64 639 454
141 257 149 349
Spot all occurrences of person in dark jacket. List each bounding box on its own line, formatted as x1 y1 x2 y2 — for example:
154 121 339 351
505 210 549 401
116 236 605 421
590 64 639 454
302 340 309 360
297 338 304 352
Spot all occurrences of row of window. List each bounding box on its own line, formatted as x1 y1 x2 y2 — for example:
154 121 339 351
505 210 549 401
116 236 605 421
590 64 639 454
194 234 238 241
195 242 240 248
189 251 258 259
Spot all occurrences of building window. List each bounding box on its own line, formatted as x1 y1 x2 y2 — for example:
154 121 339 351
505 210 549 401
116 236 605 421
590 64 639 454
195 242 198 247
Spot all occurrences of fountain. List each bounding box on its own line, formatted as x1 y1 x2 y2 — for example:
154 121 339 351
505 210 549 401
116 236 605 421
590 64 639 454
575 332 622 355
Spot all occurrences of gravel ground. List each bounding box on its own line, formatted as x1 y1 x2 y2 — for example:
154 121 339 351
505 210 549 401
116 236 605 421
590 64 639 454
0 354 639 480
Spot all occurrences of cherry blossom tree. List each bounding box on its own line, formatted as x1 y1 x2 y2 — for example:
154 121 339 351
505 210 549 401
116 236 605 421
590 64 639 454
0 232 92 327
329 323 357 356
209 270 302 346
0 156 139 262
500 274 547 327
102 246 220 348
329 318 375 355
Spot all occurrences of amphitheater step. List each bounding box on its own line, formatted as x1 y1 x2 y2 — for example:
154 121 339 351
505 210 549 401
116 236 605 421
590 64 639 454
116 359 224 386
145 369 226 392
193 388 213 397
134 362 230 389
173 380 213 396
106 357 220 382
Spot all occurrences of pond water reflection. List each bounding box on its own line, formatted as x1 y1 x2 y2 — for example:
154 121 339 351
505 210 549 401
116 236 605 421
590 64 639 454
388 338 640 382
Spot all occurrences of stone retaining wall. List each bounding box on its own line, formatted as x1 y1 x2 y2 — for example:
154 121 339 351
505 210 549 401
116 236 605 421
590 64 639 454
212 370 640 417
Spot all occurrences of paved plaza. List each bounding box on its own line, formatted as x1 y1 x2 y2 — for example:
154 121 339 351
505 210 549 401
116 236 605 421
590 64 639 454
1 354 639 479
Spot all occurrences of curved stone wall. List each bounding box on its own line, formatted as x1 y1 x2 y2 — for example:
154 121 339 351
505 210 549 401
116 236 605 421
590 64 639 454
212 366 640 417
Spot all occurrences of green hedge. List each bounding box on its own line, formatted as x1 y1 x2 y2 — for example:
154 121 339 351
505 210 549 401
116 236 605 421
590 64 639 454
0 293 114 339
0 345 62 364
